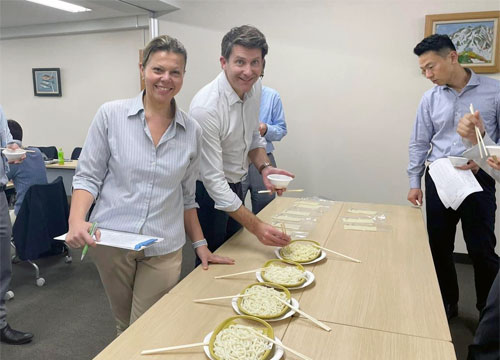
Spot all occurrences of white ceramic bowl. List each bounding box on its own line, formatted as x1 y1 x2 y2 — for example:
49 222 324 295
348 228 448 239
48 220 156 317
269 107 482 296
267 174 293 189
486 146 500 158
447 156 469 167
2 148 26 161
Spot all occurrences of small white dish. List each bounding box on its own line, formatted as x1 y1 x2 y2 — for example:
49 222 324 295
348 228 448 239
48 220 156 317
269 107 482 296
2 148 26 161
274 248 327 265
486 145 500 157
267 174 293 189
203 331 284 360
447 156 469 167
231 296 299 321
256 270 315 290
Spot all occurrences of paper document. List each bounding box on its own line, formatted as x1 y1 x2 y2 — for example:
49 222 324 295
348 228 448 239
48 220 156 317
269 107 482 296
428 158 483 210
55 228 164 251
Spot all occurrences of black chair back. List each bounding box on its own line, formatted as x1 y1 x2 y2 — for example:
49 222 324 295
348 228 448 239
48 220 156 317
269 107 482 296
71 147 82 160
36 146 58 160
12 176 69 261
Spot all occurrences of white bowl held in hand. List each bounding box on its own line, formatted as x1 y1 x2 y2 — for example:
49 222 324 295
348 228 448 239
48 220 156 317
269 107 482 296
2 148 26 161
447 156 469 167
267 174 293 189
486 146 500 158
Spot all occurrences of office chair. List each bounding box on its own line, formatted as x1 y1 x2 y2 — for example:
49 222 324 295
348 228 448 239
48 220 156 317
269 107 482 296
12 176 71 287
35 146 58 160
70 147 82 160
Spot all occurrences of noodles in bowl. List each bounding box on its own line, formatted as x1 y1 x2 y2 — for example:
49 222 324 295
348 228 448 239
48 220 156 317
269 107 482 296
279 240 321 263
209 315 274 360
237 282 291 319
261 259 306 288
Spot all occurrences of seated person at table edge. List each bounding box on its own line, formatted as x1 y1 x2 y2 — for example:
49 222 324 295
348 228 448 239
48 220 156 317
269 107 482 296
7 119 48 216
189 25 292 256
407 34 499 318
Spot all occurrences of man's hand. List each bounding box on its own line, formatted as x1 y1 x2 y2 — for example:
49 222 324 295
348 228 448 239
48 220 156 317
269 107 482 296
487 156 500 170
6 143 26 164
407 188 423 206
195 246 235 270
254 222 291 246
66 220 100 248
457 111 485 145
261 166 295 196
259 123 268 137
456 160 480 174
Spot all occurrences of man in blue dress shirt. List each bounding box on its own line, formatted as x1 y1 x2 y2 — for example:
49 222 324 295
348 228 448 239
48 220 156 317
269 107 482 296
407 34 499 319
242 86 287 214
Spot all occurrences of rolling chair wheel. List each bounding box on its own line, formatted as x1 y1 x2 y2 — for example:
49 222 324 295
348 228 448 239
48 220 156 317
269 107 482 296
36 278 45 287
3 291 14 301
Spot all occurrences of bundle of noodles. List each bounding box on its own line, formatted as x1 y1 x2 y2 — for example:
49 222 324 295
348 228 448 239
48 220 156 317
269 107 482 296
279 240 321 263
213 324 271 360
261 259 307 287
209 315 274 360
238 282 291 319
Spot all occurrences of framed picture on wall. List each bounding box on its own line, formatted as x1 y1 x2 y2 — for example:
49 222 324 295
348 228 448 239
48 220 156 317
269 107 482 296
425 11 500 73
32 68 62 96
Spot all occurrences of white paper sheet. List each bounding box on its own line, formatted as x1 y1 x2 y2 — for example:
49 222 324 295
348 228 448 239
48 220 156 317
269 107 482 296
428 158 483 210
347 209 377 215
342 217 375 224
55 228 164 251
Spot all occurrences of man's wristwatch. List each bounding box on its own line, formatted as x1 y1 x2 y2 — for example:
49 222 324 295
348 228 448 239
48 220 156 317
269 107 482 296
258 162 271 174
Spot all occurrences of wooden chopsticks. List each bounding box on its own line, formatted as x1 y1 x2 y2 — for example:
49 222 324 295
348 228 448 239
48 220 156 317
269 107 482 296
470 104 489 159
192 294 251 303
214 268 267 279
272 295 332 332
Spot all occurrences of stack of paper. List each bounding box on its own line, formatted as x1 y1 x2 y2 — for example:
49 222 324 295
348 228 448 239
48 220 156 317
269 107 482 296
428 158 483 210
55 229 164 251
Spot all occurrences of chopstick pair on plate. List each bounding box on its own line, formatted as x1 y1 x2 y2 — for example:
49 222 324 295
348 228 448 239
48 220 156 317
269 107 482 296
281 223 361 263
469 104 489 159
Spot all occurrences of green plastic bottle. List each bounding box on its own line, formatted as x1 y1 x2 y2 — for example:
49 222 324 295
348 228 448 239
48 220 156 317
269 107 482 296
58 148 64 165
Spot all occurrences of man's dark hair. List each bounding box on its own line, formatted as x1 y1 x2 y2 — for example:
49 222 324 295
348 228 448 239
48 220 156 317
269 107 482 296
413 34 456 57
221 25 268 60
7 119 22 141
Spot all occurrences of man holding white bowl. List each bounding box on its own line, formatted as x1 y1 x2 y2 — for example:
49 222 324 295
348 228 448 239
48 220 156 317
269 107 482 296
189 25 293 256
0 105 33 345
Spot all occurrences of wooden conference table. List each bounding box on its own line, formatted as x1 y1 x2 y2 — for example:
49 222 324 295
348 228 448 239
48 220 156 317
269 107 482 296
45 160 77 195
94 198 456 360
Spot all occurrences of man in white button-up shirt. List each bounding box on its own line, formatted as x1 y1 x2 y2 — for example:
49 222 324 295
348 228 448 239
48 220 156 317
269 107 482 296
190 25 293 256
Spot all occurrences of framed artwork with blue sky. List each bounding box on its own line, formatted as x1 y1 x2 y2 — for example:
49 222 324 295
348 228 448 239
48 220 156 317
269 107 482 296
425 11 500 73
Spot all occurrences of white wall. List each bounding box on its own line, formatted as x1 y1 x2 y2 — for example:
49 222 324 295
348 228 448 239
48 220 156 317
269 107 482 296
0 29 147 153
1 1 499 253
157 0 500 253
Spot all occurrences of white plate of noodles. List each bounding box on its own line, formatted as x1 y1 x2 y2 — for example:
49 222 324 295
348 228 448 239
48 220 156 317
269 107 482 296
274 244 326 265
203 330 284 360
232 296 298 321
256 270 315 290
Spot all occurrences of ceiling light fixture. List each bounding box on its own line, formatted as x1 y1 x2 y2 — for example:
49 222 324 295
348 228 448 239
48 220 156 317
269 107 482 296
26 0 91 13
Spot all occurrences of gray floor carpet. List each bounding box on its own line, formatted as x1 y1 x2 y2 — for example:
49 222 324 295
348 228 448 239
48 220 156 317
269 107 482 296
0 246 480 360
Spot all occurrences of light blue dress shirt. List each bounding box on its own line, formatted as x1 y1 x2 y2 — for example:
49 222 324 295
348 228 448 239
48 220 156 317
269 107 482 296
408 70 500 189
260 86 287 154
73 92 202 256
